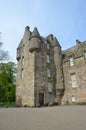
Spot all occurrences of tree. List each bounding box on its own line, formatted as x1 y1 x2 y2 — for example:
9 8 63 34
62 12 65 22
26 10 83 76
0 62 16 102
0 32 9 61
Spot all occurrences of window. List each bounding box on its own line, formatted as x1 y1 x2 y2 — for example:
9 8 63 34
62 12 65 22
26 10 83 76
21 56 24 65
47 68 51 77
84 52 86 59
21 57 24 65
47 43 50 49
70 73 77 88
21 69 24 79
48 83 52 93
44 41 50 49
44 41 47 44
46 55 50 63
69 57 74 66
71 96 76 102
85 52 86 59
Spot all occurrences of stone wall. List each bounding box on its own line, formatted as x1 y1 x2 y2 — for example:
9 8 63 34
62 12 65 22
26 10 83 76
34 41 56 106
16 28 35 106
16 26 86 106
63 56 86 104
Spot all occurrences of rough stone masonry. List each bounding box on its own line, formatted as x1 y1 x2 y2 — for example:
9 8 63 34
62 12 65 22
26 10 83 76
16 26 86 106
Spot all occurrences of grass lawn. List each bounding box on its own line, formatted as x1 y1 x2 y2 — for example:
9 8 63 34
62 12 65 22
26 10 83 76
0 102 16 107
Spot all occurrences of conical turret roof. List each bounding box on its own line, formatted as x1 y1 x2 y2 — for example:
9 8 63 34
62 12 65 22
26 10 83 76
31 27 40 38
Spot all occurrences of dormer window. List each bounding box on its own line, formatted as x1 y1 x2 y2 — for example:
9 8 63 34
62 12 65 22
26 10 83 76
69 57 74 66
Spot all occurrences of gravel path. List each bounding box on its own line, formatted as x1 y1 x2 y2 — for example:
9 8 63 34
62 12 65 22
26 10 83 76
0 106 86 130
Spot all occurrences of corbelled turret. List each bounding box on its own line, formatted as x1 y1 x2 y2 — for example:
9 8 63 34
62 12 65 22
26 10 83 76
29 27 41 52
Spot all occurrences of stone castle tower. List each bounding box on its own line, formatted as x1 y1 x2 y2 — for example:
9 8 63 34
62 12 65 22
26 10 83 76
16 26 64 106
16 26 86 106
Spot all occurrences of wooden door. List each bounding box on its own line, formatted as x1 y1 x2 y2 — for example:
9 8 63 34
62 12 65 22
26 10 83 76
39 93 44 106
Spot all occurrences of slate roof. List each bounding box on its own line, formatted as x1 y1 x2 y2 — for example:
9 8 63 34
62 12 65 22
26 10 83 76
62 41 86 62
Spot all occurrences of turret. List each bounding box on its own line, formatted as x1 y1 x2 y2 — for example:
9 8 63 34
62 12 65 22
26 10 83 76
29 27 41 52
53 37 64 104
16 26 31 61
23 26 31 42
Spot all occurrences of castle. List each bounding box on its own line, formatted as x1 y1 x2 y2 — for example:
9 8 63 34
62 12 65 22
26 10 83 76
16 26 86 106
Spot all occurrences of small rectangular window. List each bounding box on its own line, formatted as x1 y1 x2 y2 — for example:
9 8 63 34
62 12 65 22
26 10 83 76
21 69 24 79
70 73 77 88
47 68 51 77
46 55 50 63
21 57 24 65
69 57 74 66
48 83 52 93
44 41 47 44
84 52 86 59
47 44 50 49
71 96 76 102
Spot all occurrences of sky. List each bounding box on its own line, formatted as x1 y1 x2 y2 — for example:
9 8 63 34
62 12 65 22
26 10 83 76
0 0 86 62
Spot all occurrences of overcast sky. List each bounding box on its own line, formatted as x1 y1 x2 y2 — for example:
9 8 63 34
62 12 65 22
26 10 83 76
0 0 86 62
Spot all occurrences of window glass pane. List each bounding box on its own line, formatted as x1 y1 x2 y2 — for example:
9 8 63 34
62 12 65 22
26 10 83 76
47 68 51 77
47 44 50 49
71 73 77 88
46 55 50 63
71 96 75 102
21 57 24 65
44 41 47 44
72 81 77 88
48 83 52 93
84 52 86 59
70 57 74 66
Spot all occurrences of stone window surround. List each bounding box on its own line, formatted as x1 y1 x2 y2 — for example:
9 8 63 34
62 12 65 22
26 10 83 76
69 57 74 66
71 96 76 102
21 56 24 65
70 73 77 88
47 82 52 93
47 43 50 50
84 51 86 59
21 69 24 79
44 40 50 49
46 55 50 63
47 68 51 77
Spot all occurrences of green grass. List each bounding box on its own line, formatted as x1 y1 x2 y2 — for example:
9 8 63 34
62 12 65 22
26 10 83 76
75 102 86 105
0 102 16 107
